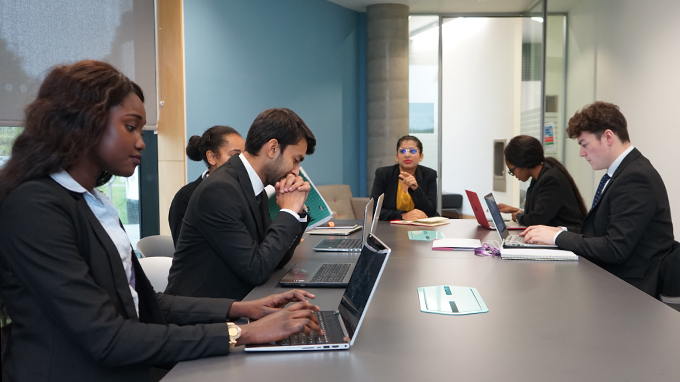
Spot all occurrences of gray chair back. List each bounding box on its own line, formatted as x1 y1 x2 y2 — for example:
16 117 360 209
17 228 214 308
136 235 175 258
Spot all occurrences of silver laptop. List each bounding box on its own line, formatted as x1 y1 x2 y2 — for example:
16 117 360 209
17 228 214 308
484 193 557 249
248 234 391 352
312 193 384 252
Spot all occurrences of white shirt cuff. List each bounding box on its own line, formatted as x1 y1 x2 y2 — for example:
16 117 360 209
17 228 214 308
553 226 568 244
280 208 308 222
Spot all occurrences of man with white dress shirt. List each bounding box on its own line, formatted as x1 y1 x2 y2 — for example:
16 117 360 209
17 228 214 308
166 108 316 300
522 102 674 294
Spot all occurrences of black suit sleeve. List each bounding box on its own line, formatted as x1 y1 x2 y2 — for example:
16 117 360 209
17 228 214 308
168 192 188 247
516 174 562 227
371 168 405 221
196 181 303 285
409 169 437 217
555 170 656 265
0 185 231 367
156 293 234 325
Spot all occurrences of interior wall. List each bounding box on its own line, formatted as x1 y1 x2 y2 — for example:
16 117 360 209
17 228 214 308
565 0 680 238
183 0 362 195
441 17 522 216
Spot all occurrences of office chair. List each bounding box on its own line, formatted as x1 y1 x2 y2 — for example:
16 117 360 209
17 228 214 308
441 194 463 219
137 257 173 292
659 241 680 312
136 235 175 258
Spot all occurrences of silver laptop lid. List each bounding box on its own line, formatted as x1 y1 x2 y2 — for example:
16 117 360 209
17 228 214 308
337 233 391 346
361 198 375 245
368 193 384 240
483 193 509 241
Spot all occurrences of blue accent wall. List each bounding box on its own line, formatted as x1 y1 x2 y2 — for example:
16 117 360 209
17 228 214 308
184 0 364 196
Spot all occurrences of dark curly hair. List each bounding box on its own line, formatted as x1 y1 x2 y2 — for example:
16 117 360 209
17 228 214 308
245 108 316 156
567 101 629 142
0 60 143 203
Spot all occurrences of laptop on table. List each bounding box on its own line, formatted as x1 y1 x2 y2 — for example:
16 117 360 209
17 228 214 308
278 194 383 287
249 233 391 352
312 193 384 252
483 193 557 249
466 190 525 230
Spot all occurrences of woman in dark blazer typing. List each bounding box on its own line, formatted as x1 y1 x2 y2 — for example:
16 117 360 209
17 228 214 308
498 135 586 230
0 60 321 382
371 135 438 221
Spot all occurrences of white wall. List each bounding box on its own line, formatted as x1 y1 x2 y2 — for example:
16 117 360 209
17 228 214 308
565 0 680 238
441 18 522 216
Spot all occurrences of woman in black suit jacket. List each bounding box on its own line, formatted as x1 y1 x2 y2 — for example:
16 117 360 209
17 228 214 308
168 126 245 246
371 135 438 221
0 60 321 382
498 135 586 230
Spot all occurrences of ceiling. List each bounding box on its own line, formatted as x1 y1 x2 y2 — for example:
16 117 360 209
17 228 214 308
327 0 582 14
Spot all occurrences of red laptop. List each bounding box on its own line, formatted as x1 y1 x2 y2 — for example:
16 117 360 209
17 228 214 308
465 190 526 230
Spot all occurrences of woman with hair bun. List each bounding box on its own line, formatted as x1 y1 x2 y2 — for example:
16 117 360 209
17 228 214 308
499 135 586 230
168 126 244 245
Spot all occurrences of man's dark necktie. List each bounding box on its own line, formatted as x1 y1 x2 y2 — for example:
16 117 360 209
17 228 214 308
591 173 611 209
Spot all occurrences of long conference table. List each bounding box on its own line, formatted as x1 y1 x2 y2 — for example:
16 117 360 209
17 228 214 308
164 220 680 381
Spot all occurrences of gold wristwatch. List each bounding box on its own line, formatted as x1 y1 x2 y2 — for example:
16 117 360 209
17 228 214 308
227 322 241 350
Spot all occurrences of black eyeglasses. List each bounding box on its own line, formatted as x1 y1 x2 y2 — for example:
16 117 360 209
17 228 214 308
397 148 419 155
507 165 518 176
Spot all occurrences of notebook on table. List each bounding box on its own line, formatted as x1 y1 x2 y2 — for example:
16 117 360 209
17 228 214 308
251 234 391 351
312 193 384 252
500 248 578 261
390 216 449 227
484 193 557 249
465 190 525 230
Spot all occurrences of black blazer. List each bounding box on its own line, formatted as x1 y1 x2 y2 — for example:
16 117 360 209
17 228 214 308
515 162 585 230
166 155 306 300
556 149 675 288
168 175 203 246
0 177 233 382
371 164 438 221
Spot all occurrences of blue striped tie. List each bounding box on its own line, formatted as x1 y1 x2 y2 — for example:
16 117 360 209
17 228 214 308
591 173 611 209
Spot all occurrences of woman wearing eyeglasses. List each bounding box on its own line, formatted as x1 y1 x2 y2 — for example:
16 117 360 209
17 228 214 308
498 135 586 229
370 135 438 221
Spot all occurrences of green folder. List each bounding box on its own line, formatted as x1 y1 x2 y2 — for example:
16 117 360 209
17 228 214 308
268 167 332 230
408 230 446 241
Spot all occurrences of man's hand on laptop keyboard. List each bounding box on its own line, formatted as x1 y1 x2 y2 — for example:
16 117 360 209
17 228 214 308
521 225 562 245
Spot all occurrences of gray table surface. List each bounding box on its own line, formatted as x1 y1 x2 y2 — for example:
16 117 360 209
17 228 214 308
163 220 680 381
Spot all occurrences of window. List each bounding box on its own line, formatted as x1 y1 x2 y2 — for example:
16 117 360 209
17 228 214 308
0 126 22 167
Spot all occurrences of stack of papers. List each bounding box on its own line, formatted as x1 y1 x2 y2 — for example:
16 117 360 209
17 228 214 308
500 248 578 261
391 217 449 227
432 238 482 251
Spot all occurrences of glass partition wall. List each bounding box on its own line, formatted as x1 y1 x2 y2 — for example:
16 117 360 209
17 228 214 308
409 0 568 217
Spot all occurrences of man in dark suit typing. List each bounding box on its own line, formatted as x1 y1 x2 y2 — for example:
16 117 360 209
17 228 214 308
166 108 316 300
522 102 674 294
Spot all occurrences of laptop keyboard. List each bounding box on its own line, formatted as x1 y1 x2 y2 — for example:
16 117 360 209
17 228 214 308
280 311 330 345
507 235 522 244
333 239 362 249
311 263 351 283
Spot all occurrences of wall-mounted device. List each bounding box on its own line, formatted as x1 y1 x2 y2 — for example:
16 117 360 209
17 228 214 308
493 139 506 192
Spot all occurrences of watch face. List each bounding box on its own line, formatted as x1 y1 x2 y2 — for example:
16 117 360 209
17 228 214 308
228 327 239 336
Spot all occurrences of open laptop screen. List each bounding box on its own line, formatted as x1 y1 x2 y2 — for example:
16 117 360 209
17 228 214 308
337 234 390 343
483 193 509 241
